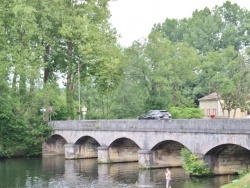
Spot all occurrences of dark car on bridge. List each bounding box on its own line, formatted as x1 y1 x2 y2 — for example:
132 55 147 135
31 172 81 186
138 110 171 120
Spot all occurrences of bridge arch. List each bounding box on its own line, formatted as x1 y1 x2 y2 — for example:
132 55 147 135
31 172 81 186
203 139 250 155
74 136 100 159
108 137 140 163
204 144 250 174
150 140 186 168
43 134 67 155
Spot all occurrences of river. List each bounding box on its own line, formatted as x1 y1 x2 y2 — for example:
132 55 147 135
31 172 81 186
0 156 237 188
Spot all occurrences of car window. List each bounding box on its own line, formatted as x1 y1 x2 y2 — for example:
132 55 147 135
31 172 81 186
146 112 153 116
161 111 169 115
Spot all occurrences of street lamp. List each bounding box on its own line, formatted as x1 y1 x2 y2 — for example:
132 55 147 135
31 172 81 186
40 107 46 121
40 106 52 121
81 107 87 120
48 106 53 121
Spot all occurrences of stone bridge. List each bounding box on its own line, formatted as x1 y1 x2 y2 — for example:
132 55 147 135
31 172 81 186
44 119 250 174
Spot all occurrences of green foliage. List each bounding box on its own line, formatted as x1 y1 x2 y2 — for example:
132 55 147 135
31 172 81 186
0 88 52 158
170 107 204 119
202 46 250 118
153 2 250 115
181 148 211 176
235 169 250 179
51 93 68 121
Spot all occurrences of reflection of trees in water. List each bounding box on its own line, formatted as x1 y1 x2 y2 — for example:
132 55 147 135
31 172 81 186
0 158 44 187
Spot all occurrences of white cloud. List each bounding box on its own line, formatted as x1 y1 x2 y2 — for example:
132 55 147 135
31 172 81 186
109 0 250 47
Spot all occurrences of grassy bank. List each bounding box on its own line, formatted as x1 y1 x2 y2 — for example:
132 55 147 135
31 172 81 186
221 173 250 188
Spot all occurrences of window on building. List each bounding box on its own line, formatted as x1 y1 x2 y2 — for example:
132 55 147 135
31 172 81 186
207 109 210 116
212 109 216 115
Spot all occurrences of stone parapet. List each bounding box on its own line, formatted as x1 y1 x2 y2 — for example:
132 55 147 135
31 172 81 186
49 119 250 134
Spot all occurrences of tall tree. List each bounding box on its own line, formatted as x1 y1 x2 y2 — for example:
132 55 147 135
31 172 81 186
204 46 250 118
53 0 121 119
143 31 201 108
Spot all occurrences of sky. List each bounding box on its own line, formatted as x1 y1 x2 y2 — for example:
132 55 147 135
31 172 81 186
108 0 250 47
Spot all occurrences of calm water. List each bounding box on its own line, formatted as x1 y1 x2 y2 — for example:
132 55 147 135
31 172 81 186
0 156 237 188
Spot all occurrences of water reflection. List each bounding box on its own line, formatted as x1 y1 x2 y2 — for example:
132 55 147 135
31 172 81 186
0 156 237 188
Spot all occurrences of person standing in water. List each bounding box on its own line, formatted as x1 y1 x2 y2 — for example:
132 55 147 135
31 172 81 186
165 168 172 188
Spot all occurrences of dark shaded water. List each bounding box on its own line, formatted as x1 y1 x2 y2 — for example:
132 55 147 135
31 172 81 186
0 156 237 188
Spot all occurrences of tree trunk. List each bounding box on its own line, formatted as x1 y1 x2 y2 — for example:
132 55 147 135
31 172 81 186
12 68 17 92
66 41 75 120
233 109 237 118
227 108 231 118
19 74 26 100
30 78 35 93
43 44 50 83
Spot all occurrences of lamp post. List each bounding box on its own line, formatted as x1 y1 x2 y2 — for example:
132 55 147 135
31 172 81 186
78 61 81 120
40 106 52 121
40 107 46 121
81 107 87 120
48 106 52 121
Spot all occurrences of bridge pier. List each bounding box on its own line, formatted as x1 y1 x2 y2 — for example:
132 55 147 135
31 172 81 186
98 146 110 163
65 144 77 159
138 150 153 169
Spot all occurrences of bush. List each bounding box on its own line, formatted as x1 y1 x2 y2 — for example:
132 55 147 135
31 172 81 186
170 107 204 119
181 148 211 176
235 169 250 178
0 85 52 158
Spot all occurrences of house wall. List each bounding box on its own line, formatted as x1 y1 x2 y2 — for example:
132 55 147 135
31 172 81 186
226 108 247 118
199 100 223 117
199 100 247 118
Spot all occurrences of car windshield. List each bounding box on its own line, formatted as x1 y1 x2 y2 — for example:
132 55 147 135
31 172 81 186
160 111 169 115
148 110 168 115
139 110 171 120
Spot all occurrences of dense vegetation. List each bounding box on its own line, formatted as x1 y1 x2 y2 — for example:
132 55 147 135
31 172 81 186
1 1 250 157
181 148 211 176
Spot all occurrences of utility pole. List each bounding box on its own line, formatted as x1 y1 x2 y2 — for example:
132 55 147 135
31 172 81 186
78 62 81 120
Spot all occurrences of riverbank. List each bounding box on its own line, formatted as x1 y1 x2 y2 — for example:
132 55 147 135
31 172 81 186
221 173 250 188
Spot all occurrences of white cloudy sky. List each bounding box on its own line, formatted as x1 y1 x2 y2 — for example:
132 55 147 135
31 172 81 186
108 0 250 47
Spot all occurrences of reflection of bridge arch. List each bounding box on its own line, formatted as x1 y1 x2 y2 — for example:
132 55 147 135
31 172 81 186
204 144 250 174
109 137 140 163
43 134 67 155
151 140 186 168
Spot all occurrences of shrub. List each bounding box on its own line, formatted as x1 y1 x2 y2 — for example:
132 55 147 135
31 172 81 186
170 107 204 119
181 148 211 176
235 169 250 178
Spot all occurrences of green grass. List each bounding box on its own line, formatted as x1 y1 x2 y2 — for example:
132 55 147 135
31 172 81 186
221 173 250 188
